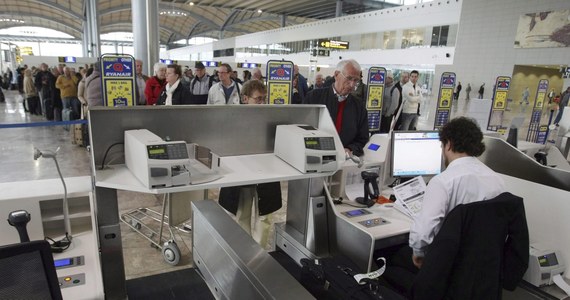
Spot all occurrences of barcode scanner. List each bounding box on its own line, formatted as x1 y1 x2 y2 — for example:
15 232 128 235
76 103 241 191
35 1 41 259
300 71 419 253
8 210 31 243
355 171 380 207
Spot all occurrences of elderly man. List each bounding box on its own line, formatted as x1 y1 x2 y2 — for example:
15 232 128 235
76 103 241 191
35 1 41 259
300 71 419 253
303 59 369 156
252 67 264 82
135 60 149 105
310 73 325 91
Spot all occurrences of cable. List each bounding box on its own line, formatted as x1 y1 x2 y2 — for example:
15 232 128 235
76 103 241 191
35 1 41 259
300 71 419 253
322 180 366 208
100 142 124 170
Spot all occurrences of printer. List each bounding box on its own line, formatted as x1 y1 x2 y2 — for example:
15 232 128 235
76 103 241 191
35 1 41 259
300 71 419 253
125 129 191 188
523 244 566 287
274 124 340 173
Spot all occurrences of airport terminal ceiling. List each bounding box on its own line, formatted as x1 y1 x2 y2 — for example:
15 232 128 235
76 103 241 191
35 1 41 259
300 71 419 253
0 0 400 45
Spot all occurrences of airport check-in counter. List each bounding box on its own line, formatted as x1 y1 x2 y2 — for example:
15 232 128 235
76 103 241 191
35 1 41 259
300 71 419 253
0 176 104 300
88 105 344 299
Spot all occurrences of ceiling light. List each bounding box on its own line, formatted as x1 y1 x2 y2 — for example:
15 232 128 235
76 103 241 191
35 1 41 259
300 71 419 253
257 9 263 14
0 18 24 23
159 9 188 17
189 2 194 5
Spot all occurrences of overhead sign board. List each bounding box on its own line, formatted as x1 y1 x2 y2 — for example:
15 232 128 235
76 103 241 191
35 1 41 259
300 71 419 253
318 39 350 50
311 49 330 57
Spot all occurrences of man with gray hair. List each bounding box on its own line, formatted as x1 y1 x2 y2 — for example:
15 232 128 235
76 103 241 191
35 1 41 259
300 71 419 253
303 59 369 156
380 73 400 133
252 67 263 82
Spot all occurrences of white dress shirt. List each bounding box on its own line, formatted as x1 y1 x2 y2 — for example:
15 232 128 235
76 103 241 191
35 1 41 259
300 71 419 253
409 156 506 257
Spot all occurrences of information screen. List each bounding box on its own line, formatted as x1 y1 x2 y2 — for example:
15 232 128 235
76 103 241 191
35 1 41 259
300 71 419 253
391 131 443 177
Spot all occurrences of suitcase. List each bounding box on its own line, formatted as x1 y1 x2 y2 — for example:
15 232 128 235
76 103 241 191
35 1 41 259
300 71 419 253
73 123 89 147
300 256 404 300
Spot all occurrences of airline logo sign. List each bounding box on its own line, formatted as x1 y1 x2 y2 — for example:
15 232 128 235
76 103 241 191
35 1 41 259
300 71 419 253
318 39 350 50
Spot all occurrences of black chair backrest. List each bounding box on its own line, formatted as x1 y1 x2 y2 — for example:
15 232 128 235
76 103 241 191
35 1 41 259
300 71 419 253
412 192 529 300
0 240 63 300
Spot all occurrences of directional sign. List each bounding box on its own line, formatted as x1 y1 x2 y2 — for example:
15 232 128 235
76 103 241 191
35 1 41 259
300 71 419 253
311 49 331 57
318 39 349 50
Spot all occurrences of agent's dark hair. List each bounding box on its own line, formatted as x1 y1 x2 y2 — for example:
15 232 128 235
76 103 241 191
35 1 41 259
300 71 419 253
167 64 182 77
410 70 419 76
439 117 485 157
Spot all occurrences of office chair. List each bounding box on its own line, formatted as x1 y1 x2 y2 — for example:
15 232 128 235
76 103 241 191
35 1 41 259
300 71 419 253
1 210 63 300
0 240 63 300
411 192 529 300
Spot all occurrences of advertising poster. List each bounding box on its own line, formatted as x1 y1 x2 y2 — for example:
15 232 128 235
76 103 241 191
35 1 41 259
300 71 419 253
100 54 136 107
366 67 386 132
367 86 383 109
268 83 291 105
434 72 456 129
266 60 294 105
487 76 511 131
527 79 549 143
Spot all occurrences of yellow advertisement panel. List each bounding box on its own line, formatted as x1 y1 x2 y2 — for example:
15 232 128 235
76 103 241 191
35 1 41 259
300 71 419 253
104 79 134 107
439 88 453 108
268 83 291 105
367 86 383 109
493 91 507 109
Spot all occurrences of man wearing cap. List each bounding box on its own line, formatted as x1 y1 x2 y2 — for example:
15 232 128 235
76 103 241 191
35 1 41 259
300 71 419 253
189 61 212 105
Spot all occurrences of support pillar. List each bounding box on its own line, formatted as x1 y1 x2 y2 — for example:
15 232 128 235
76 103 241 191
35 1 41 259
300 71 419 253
132 0 159 76
336 0 343 18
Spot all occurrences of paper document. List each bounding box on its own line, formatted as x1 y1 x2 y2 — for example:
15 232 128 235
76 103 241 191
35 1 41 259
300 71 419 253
393 176 426 218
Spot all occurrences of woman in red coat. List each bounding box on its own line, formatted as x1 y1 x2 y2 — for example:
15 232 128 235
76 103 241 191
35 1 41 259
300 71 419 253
144 62 167 105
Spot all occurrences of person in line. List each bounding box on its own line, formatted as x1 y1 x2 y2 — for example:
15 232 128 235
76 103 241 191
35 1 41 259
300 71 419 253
135 59 149 105
303 59 369 156
55 66 80 120
252 67 264 82
465 83 472 101
291 74 302 104
309 73 325 91
23 69 41 115
156 64 191 105
399 70 421 130
379 117 506 292
76 68 91 118
219 80 281 247
35 63 55 116
85 62 103 108
351 71 367 104
188 61 213 105
294 64 309 100
393 71 410 129
144 62 167 105
207 63 242 105
380 73 400 133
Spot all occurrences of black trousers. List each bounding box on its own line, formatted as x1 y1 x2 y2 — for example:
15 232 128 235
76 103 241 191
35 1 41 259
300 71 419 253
375 244 419 296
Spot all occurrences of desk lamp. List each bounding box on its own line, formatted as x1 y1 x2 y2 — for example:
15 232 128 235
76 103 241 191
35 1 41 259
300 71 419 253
34 147 73 250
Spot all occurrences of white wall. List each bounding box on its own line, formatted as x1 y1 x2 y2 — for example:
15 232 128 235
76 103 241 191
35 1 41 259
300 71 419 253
429 0 570 127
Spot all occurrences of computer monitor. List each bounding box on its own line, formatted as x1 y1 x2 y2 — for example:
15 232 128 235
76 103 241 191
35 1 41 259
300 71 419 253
0 240 63 300
391 130 443 178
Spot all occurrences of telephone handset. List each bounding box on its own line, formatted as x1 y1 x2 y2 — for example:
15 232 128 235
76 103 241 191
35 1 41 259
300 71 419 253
355 171 379 207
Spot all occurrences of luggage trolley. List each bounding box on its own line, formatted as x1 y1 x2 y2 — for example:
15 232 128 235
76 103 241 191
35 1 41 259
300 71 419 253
121 193 192 265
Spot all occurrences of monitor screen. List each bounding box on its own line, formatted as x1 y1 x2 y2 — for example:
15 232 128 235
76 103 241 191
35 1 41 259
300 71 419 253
391 131 443 178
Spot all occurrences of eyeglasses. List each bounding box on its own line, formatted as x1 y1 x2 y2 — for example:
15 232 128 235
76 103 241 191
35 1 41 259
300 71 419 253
253 96 266 104
218 71 229 74
339 71 360 84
